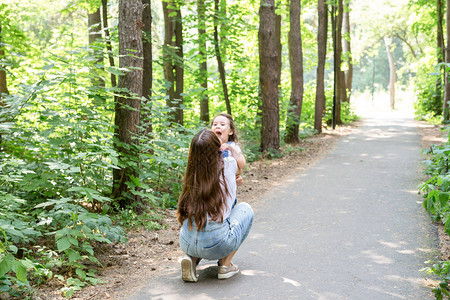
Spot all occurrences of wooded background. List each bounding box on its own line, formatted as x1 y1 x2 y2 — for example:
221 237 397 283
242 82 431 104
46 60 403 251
0 0 446 297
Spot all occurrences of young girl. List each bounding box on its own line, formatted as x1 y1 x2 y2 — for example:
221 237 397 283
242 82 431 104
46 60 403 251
210 113 246 184
177 129 254 282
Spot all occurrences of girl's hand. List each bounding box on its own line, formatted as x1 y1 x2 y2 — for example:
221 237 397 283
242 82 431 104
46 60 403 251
236 175 244 186
219 143 229 152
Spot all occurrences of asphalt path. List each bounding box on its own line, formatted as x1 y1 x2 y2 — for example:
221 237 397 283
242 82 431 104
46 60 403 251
130 112 438 299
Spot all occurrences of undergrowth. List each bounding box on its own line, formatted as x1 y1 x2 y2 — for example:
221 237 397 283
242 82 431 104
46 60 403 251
420 126 450 299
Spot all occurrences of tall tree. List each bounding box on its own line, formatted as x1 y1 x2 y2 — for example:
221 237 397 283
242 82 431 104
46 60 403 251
112 0 144 209
174 6 184 125
102 0 117 87
384 35 396 110
275 6 282 91
214 0 231 114
198 0 209 122
142 0 152 135
437 0 445 117
342 0 352 102
444 0 450 121
285 0 303 143
259 0 279 152
0 25 9 97
163 1 184 125
331 0 345 126
335 0 346 123
88 6 105 87
314 0 327 134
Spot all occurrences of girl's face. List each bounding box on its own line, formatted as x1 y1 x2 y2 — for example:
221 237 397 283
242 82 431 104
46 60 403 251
211 116 233 144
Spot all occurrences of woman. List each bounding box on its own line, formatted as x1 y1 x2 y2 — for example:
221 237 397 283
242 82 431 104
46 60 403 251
177 129 254 282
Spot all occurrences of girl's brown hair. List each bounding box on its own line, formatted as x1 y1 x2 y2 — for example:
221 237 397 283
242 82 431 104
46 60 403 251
210 113 238 142
176 129 230 231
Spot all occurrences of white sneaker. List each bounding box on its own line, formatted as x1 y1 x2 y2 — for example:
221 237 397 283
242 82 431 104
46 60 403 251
181 256 198 282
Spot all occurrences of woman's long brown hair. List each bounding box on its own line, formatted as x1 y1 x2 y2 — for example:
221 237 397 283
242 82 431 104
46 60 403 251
176 129 230 231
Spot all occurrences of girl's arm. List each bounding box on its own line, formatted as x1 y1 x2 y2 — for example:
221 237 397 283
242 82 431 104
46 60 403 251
228 144 246 170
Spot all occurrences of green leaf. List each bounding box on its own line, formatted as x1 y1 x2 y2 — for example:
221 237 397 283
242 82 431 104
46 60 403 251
62 287 74 298
68 237 79 247
75 268 86 280
42 64 55 70
12 260 27 283
67 249 81 262
57 237 72 252
0 253 14 276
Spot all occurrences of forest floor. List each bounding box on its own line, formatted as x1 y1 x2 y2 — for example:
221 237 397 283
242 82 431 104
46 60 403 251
31 118 447 300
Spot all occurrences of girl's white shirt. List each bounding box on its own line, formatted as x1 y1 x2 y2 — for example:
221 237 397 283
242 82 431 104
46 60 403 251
205 156 237 222
221 156 237 220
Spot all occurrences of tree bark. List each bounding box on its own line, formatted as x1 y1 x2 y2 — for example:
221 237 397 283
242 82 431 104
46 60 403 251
444 0 450 121
0 25 9 97
214 0 231 115
112 0 144 209
437 0 444 114
343 0 352 103
335 0 345 123
275 10 282 90
174 7 184 125
259 0 279 152
163 1 183 125
314 0 327 134
198 0 209 122
142 0 152 135
102 0 117 87
285 0 303 144
384 36 396 110
88 7 105 87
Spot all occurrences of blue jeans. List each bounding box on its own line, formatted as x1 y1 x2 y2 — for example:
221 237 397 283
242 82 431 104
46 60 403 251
179 203 254 260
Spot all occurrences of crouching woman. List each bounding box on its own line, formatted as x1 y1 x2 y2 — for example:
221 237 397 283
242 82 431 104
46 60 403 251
176 129 254 282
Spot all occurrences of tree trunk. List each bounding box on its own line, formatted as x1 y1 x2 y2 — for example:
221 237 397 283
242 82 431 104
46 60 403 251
335 0 345 124
384 36 396 110
437 0 445 115
88 7 105 87
275 10 282 90
163 2 183 125
343 0 352 103
285 0 303 144
214 0 231 115
0 25 8 146
102 0 117 87
331 2 339 126
0 25 9 97
444 0 450 121
198 0 209 122
259 0 279 152
142 0 152 135
112 0 143 209
314 0 327 134
174 7 184 125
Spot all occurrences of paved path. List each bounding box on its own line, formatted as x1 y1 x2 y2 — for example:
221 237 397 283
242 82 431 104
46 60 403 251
130 112 438 299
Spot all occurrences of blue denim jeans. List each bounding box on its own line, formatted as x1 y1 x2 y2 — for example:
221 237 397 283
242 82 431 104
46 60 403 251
179 203 254 260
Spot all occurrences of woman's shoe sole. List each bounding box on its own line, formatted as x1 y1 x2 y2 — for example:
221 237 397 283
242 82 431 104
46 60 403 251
181 257 198 282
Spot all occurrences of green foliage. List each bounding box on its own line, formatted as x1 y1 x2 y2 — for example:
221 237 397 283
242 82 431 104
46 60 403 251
420 127 450 297
1 0 361 297
413 54 444 121
422 261 450 300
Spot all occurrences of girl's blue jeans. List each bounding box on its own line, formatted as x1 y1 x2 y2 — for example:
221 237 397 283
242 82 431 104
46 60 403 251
179 203 254 260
